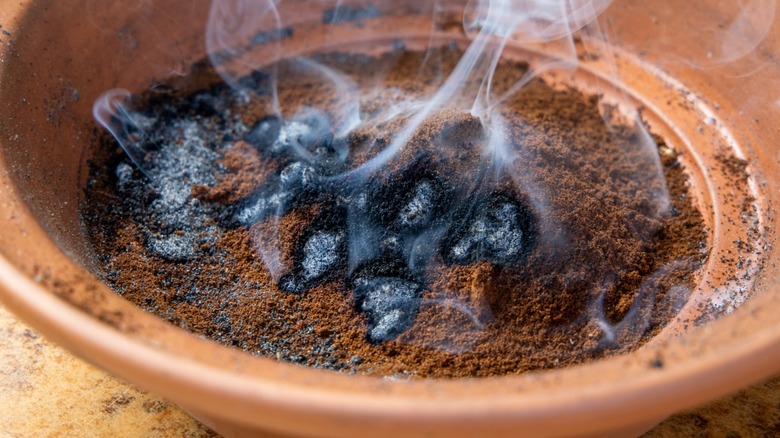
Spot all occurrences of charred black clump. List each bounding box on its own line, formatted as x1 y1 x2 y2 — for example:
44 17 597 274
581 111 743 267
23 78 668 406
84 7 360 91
443 192 536 266
233 163 322 227
86 46 711 376
244 115 282 152
234 112 349 227
354 276 422 342
279 206 348 294
329 158 534 340
100 79 537 343
244 110 349 172
322 5 382 25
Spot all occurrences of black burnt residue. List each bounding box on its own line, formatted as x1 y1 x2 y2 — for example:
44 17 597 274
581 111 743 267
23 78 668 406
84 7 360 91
354 276 422 342
86 46 713 376
357 169 454 232
97 77 537 344
245 110 348 172
444 192 536 266
244 115 282 151
251 27 294 45
279 207 348 294
234 111 348 227
247 125 537 341
322 6 382 25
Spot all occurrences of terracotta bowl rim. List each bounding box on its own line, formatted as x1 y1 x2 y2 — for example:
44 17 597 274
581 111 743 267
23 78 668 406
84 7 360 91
2 246 780 433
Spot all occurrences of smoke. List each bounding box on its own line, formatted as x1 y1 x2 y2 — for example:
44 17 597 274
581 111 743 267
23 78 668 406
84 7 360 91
712 0 775 64
592 260 694 348
205 0 283 115
93 89 157 182
636 0 776 70
92 0 744 359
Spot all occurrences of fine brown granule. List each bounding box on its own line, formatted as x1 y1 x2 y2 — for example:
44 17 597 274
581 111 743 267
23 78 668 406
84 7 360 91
83 47 708 377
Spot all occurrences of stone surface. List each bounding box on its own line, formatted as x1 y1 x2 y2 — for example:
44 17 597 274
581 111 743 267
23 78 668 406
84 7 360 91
0 304 216 438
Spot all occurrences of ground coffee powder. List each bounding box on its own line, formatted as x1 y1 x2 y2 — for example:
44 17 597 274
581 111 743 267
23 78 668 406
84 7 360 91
84 47 708 377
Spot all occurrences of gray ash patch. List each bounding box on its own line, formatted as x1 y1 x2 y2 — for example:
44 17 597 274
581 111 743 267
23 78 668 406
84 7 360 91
322 5 382 24
354 277 421 343
396 179 437 230
234 161 322 227
302 231 345 281
117 117 230 261
445 193 535 266
103 80 262 262
94 74 536 345
236 188 296 226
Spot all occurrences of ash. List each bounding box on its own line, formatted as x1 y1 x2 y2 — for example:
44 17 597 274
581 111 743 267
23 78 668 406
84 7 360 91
111 80 262 258
102 83 536 345
302 231 345 281
116 117 231 261
396 180 437 229
448 195 531 265
355 277 421 342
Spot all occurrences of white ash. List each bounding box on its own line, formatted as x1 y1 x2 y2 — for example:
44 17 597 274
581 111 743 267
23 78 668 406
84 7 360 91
115 161 134 192
370 309 407 343
234 161 321 226
235 189 295 226
355 277 421 342
269 109 347 171
275 119 320 157
143 120 223 260
450 199 525 265
116 113 247 261
396 179 436 229
302 231 344 281
280 161 319 190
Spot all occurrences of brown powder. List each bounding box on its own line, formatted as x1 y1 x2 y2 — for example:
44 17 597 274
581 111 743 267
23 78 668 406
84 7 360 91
83 47 708 377
191 141 274 204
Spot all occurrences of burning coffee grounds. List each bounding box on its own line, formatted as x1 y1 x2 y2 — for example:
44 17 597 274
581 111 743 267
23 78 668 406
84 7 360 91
84 47 708 377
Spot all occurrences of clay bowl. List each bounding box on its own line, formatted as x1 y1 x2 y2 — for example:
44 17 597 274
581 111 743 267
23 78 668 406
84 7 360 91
1 0 780 437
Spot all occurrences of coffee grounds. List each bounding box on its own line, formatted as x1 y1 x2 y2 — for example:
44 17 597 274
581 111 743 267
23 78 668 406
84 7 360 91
83 47 708 377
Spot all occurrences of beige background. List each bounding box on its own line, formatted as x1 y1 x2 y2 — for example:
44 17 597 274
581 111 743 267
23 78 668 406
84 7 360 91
1 302 778 438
